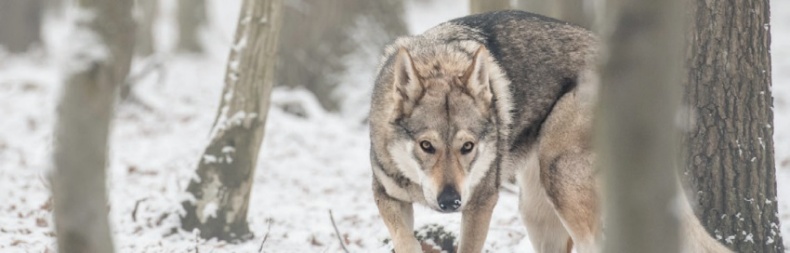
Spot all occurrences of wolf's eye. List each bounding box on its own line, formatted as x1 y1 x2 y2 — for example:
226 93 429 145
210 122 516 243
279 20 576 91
460 142 475 154
419 141 435 154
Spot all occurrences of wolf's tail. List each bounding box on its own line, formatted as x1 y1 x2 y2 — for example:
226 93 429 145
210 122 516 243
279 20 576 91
677 183 734 253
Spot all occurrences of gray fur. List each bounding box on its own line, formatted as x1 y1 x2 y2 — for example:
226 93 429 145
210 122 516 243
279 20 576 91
369 10 729 253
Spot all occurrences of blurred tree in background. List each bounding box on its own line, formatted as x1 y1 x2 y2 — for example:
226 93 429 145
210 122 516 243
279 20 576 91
277 0 408 112
134 0 158 56
469 0 510 14
0 0 44 53
516 0 588 28
597 0 685 251
50 0 136 252
177 0 207 53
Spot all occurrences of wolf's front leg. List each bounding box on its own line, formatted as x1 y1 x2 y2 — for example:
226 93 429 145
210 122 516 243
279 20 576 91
374 187 421 253
458 191 498 253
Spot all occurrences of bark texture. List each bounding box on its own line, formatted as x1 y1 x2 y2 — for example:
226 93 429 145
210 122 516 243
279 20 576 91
180 0 282 241
597 0 685 252
51 1 136 253
0 0 43 53
277 0 407 111
470 0 511 14
684 0 784 251
177 0 207 53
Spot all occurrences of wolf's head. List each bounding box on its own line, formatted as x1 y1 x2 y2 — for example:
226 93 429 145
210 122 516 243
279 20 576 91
386 45 501 212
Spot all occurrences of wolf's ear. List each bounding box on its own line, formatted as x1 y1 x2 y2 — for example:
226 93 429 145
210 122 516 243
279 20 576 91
392 48 422 116
462 46 494 112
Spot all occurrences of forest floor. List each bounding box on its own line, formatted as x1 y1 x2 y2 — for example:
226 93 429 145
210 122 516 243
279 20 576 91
1 0 789 252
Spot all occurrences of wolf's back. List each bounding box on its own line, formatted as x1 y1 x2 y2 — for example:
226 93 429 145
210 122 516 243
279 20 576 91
404 10 598 150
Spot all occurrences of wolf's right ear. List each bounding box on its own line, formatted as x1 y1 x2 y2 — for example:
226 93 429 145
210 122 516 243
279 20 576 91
391 48 422 116
461 46 494 114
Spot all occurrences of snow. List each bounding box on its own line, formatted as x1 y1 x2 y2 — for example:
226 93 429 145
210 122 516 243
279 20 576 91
0 0 789 252
43 5 108 75
202 202 218 221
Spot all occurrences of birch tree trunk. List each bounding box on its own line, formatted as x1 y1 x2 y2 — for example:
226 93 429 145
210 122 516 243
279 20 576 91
0 0 43 53
180 0 282 241
177 0 207 53
683 0 784 251
51 1 135 253
596 0 685 252
469 0 510 14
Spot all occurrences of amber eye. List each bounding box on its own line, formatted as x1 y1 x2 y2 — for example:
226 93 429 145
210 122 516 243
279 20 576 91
420 141 435 154
460 142 475 154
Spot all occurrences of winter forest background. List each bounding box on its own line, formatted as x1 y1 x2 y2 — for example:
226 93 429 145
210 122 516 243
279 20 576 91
0 0 788 252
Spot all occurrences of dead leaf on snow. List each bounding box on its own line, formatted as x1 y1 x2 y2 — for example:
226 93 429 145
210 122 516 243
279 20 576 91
36 217 47 227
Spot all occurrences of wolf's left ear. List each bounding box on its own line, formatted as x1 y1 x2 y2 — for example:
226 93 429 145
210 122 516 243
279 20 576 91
462 46 494 112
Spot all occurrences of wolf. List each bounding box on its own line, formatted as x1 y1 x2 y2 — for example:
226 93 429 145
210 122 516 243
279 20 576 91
369 10 730 253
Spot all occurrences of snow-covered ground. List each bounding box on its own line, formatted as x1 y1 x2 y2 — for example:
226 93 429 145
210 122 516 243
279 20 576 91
0 0 788 252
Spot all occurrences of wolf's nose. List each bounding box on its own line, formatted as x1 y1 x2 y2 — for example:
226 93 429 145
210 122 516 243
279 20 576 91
437 186 461 212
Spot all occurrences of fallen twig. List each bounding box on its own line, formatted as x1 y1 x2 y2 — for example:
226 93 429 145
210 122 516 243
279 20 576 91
131 198 149 222
258 220 273 253
329 210 350 253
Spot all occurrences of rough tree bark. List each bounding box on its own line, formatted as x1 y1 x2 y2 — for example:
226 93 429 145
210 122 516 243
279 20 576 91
683 0 784 251
51 1 135 253
597 0 685 252
277 0 407 111
134 0 158 56
469 0 511 14
0 0 44 53
177 0 207 53
180 0 282 241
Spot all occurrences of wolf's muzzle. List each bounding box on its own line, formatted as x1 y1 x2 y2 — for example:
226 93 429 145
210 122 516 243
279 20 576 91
437 186 461 212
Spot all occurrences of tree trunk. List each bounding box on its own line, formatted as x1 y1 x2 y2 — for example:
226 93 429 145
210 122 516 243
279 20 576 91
51 1 136 253
134 0 158 56
180 0 282 241
596 0 685 252
277 0 407 112
683 0 784 251
177 0 207 53
0 0 43 53
469 0 511 14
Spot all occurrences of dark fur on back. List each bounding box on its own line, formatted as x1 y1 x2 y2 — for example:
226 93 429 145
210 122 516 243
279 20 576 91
446 10 597 151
